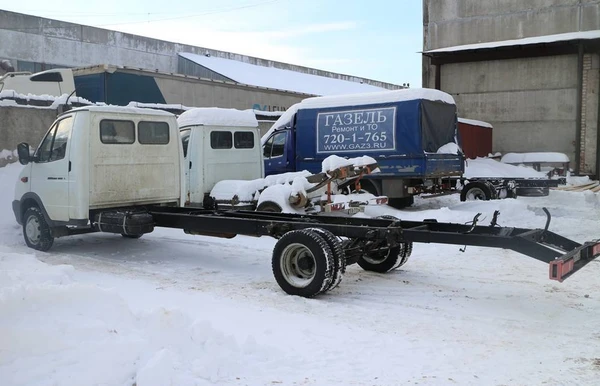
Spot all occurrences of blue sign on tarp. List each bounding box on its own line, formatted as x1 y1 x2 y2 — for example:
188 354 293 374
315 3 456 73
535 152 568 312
316 107 396 154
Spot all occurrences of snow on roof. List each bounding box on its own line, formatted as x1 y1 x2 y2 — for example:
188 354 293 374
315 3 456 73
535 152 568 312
178 52 389 96
465 157 547 178
261 88 455 144
67 105 175 117
253 109 285 117
425 30 600 53
501 152 570 164
458 118 493 128
299 88 455 108
177 107 258 128
128 101 192 111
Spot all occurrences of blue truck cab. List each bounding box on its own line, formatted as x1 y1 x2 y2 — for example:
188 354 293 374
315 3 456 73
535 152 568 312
261 89 464 207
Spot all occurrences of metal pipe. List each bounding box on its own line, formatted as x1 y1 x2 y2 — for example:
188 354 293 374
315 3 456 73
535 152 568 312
575 43 584 175
596 51 600 179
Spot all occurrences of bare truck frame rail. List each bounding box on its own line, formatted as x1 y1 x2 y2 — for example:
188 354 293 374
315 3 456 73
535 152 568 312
147 206 600 297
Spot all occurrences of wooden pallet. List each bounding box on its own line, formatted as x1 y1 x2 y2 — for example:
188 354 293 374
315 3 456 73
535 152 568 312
555 181 600 192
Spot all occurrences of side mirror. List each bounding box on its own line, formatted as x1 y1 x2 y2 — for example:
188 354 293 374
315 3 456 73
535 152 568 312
17 142 31 165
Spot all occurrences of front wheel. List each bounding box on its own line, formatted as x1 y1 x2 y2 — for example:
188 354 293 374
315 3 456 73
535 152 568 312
23 207 54 251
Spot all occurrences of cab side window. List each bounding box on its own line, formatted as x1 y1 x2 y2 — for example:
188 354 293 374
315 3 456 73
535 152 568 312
35 116 73 162
100 120 135 144
139 121 170 145
210 131 233 149
234 131 254 149
263 132 287 159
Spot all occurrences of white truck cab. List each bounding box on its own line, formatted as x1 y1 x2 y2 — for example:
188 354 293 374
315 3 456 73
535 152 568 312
177 108 264 207
13 106 184 250
0 68 76 97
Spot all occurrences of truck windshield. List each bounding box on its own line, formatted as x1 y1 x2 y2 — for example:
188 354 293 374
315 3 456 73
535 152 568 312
35 116 73 162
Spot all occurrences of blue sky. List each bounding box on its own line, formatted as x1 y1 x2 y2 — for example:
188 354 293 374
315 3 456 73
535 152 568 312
3 0 423 87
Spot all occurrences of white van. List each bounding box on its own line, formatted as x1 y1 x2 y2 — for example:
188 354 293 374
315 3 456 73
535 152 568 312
0 68 76 97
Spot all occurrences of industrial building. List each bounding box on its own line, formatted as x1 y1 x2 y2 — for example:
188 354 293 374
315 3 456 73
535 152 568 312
422 0 600 176
0 9 402 114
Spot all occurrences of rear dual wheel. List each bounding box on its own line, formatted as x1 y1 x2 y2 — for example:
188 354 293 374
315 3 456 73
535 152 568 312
356 215 412 273
272 228 345 297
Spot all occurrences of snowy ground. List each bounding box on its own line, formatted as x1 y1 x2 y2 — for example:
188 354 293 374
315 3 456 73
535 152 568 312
1 162 600 386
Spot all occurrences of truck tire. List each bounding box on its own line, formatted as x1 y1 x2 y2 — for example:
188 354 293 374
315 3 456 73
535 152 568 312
460 181 494 202
388 196 414 209
308 227 346 291
272 229 334 297
121 233 143 239
517 187 550 197
23 207 54 251
357 215 412 272
256 201 283 213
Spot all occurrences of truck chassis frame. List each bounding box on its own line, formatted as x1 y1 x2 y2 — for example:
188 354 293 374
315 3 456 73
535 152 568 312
21 203 599 298
146 206 599 297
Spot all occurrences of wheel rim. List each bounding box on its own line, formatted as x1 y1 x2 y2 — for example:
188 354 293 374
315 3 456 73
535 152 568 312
25 215 41 245
466 187 487 200
363 241 391 264
280 243 316 288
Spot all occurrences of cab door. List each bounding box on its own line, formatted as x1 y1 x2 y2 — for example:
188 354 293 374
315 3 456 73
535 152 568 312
180 128 194 205
30 115 74 222
263 130 292 176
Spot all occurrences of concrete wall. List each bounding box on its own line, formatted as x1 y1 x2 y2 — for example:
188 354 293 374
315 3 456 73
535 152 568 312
0 10 396 90
423 0 600 175
153 74 304 111
443 55 579 162
424 0 600 50
0 106 58 166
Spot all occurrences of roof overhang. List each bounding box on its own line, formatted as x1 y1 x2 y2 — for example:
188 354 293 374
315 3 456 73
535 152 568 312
423 30 600 65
